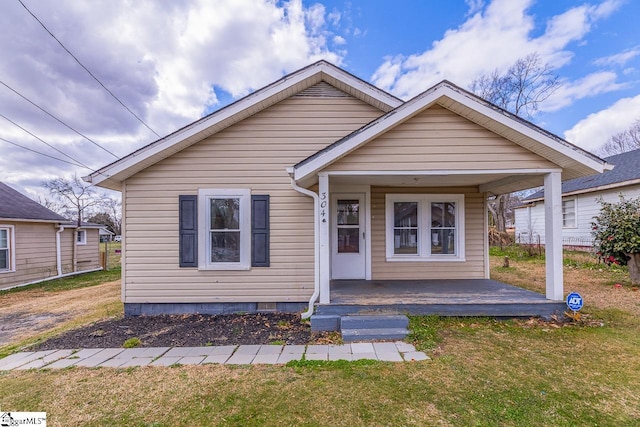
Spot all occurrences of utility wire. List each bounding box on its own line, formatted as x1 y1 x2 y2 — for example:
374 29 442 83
0 113 92 169
0 136 88 169
0 79 120 159
18 0 161 138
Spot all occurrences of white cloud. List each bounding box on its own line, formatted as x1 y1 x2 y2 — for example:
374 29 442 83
564 95 640 151
0 0 344 192
542 71 624 112
371 0 623 99
333 35 347 45
594 46 640 67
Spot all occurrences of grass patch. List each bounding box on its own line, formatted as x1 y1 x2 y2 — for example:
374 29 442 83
123 337 142 348
0 267 121 295
1 251 640 425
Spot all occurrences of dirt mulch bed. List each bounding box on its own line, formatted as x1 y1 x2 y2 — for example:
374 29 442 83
30 313 333 351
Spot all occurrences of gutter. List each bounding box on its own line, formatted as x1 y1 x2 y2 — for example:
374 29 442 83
288 171 320 319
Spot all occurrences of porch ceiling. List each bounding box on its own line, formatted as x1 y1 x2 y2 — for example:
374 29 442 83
315 171 549 194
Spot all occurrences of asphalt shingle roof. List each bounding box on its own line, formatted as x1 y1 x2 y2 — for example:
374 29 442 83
0 182 68 222
525 148 640 201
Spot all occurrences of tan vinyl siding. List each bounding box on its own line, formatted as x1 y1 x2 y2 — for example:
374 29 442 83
0 222 58 289
124 94 384 303
0 223 103 290
371 187 486 280
326 105 558 172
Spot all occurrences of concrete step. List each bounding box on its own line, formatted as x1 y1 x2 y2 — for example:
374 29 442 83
342 328 409 342
340 315 409 330
310 314 340 332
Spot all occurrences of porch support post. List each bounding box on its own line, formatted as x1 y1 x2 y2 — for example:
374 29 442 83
318 173 330 304
544 171 563 300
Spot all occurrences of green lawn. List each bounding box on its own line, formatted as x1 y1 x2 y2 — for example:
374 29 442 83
1 251 639 426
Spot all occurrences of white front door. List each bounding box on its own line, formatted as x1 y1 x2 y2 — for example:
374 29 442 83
331 193 366 279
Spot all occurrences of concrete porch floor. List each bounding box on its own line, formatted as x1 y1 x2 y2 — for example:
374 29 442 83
315 279 565 317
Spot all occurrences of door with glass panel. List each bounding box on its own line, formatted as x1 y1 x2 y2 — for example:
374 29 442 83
331 193 366 279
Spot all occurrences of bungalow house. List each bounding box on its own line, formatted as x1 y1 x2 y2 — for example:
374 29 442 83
0 182 102 290
515 148 640 249
85 61 609 326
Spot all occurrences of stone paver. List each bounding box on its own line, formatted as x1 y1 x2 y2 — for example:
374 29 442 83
202 354 232 364
16 349 75 370
276 352 303 364
177 356 205 365
150 356 183 366
0 341 430 370
252 354 280 364
257 345 283 355
75 348 125 368
0 352 35 369
225 353 256 364
305 352 327 361
351 343 375 353
402 351 430 361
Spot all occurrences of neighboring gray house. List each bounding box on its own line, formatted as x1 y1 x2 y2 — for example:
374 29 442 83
0 182 102 290
515 148 640 248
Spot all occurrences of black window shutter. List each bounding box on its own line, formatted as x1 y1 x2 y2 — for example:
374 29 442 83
251 195 270 267
179 195 198 267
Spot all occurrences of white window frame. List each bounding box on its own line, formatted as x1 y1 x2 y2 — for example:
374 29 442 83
198 188 251 270
76 229 87 245
385 194 465 262
562 197 577 228
0 225 16 273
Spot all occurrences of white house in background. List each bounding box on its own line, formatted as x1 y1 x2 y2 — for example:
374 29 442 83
515 148 640 249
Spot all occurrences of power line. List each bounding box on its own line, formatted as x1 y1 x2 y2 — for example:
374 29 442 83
18 0 161 138
0 79 120 159
0 113 92 169
0 136 88 169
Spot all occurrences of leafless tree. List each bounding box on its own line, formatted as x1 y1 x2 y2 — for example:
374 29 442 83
43 175 108 271
470 53 561 119
470 53 561 231
598 119 640 156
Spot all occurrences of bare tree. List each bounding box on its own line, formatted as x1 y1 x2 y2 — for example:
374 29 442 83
470 53 561 231
470 53 561 119
43 175 107 271
598 119 640 156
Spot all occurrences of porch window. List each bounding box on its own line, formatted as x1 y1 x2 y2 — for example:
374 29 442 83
0 226 14 272
198 189 250 270
562 198 576 228
386 194 464 261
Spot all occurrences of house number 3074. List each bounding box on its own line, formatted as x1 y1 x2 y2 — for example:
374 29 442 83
320 192 327 223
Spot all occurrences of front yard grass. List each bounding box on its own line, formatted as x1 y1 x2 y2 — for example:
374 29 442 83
1 251 639 426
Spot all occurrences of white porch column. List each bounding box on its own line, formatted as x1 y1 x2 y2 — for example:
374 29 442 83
544 171 563 300
318 173 331 304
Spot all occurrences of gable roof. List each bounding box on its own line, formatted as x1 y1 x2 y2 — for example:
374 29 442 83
0 182 68 223
85 61 402 191
524 148 640 202
292 80 609 189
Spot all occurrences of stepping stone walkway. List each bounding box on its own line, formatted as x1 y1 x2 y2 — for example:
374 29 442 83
0 342 429 371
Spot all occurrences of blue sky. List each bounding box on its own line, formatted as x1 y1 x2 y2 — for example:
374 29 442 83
0 0 638 196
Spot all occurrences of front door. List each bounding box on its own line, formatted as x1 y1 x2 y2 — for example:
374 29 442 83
331 193 366 279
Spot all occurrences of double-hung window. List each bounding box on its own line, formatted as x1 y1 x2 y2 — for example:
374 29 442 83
198 189 250 270
386 194 465 261
0 226 14 272
562 198 576 228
